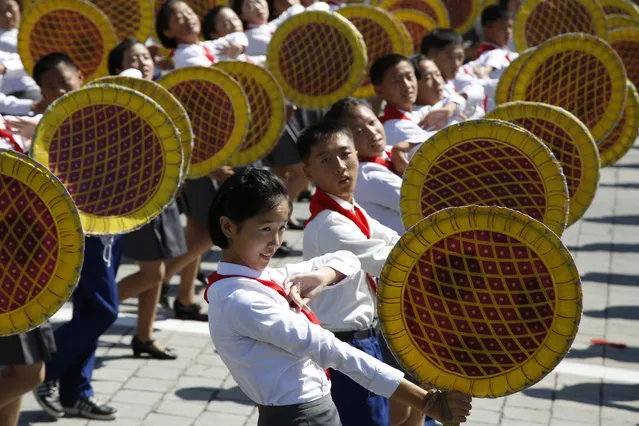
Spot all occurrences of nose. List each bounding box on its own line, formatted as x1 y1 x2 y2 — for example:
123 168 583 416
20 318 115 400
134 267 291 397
336 156 347 172
272 229 283 248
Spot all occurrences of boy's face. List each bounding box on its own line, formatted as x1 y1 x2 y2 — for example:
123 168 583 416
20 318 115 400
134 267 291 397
303 133 359 202
374 60 417 111
164 1 201 44
428 44 464 81
344 105 386 159
415 59 444 106
485 17 513 47
0 0 19 30
241 0 269 25
213 7 243 38
38 63 84 107
121 43 155 81
274 0 299 15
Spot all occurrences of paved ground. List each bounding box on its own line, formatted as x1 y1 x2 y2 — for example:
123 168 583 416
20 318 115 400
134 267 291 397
17 142 639 426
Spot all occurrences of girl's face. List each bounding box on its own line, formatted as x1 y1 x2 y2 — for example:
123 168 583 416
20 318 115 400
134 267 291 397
164 1 201 44
222 196 289 270
0 0 20 30
242 0 269 25
415 59 445 106
121 43 155 81
344 105 386 159
213 7 243 38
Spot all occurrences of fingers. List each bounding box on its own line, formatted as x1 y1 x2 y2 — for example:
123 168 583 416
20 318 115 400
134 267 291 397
287 284 305 312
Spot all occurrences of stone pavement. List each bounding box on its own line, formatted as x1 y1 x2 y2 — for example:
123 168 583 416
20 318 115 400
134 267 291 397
17 143 639 426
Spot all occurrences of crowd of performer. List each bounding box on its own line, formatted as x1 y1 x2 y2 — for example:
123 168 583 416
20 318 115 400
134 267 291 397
0 0 523 424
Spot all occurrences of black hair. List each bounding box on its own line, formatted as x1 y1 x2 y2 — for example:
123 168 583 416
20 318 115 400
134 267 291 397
409 53 429 80
420 28 463 55
369 53 410 86
296 120 354 162
202 5 228 40
208 168 289 248
33 52 77 86
231 0 244 20
107 38 141 75
481 5 511 27
323 97 369 122
156 0 180 49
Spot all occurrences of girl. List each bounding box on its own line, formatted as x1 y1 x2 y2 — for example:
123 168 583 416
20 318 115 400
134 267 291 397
106 38 188 358
205 168 472 425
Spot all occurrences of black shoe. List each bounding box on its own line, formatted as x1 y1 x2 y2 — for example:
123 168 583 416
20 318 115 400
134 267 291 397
287 219 304 230
131 336 177 360
174 298 208 321
33 380 64 418
196 270 208 286
274 241 291 257
297 189 312 202
63 397 117 420
159 282 170 309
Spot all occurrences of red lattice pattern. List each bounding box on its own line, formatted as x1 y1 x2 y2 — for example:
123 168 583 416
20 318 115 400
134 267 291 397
48 105 165 216
349 17 393 89
523 51 612 135
403 20 428 54
599 104 628 156
420 140 546 222
611 40 639 88
441 0 471 29
0 177 58 313
386 0 437 21
603 5 627 14
278 23 354 96
404 230 555 377
512 118 580 198
29 10 105 78
91 0 142 40
155 0 225 19
524 0 595 47
169 81 235 165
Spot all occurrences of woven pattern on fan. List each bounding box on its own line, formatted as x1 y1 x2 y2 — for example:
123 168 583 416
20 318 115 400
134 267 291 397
18 0 117 80
609 28 639 89
494 50 530 106
598 82 639 168
379 0 449 26
401 120 569 236
599 0 639 18
513 0 608 51
606 13 639 28
486 102 600 227
441 0 479 33
90 0 154 41
392 9 436 54
379 205 582 397
0 150 83 336
512 34 627 143
155 0 226 19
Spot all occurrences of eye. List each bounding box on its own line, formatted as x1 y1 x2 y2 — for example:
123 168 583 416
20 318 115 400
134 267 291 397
262 226 272 232
279 225 286 231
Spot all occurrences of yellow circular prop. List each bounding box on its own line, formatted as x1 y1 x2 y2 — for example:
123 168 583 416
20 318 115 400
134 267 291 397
18 0 118 81
513 0 608 52
379 205 582 397
337 5 412 98
89 0 155 42
391 9 437 54
157 66 250 178
494 48 533 107
598 81 639 168
609 27 639 92
155 0 228 20
598 0 639 19
440 0 483 34
0 150 84 336
511 33 627 144
606 13 639 28
378 0 450 27
216 61 286 167
32 84 183 235
401 119 569 236
486 102 600 227
89 76 194 182
266 11 367 109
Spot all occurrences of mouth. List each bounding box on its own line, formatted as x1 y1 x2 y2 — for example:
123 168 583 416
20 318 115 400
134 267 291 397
260 252 275 261
338 175 351 185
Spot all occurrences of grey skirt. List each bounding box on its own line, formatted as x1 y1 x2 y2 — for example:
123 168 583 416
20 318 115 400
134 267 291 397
0 322 56 365
177 176 218 224
258 394 342 426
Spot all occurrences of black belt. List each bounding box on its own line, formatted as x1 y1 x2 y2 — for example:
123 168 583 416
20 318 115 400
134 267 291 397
333 327 376 342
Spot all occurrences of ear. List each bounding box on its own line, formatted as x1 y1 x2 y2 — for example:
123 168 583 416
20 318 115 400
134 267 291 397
77 69 85 85
302 161 313 181
219 216 237 240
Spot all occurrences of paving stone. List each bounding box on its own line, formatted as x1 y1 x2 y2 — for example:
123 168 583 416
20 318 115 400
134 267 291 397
184 364 230 380
502 406 550 424
124 377 176 393
143 413 196 426
206 400 256 415
107 401 153 420
467 407 501 423
194 411 247 426
154 400 205 418
135 365 183 380
111 389 164 405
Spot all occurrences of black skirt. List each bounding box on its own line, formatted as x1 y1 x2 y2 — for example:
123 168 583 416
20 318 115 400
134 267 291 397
177 176 218 224
0 322 56 365
121 201 187 261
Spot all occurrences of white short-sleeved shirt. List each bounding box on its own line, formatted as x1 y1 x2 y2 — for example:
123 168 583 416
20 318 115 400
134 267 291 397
244 5 305 56
379 105 435 152
0 29 18 53
207 254 404 406
0 51 38 96
172 32 249 68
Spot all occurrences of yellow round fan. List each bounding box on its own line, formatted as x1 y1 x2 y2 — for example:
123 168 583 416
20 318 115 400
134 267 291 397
337 5 412 98
513 0 608 52
379 205 582 397
88 75 194 182
485 102 600 227
598 81 639 168
598 0 639 19
0 150 84 336
266 10 367 109
608 27 639 91
216 61 286 167
31 84 183 235
511 33 627 144
606 13 639 28
440 0 484 34
494 48 533 107
157 66 250 178
378 0 450 27
401 119 569 236
18 0 118 81
391 9 437 54
155 0 228 20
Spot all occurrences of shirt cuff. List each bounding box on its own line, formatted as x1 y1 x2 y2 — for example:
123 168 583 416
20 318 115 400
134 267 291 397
323 250 361 279
369 360 405 398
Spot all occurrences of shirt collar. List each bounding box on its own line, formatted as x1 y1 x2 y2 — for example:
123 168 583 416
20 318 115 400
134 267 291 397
217 261 274 281
327 193 355 211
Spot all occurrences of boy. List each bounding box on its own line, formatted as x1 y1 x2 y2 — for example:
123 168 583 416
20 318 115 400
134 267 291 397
30 53 121 421
473 5 518 80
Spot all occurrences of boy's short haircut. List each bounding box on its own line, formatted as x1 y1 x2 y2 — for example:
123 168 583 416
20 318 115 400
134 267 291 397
107 38 140 75
408 53 428 80
481 5 511 27
202 5 227 40
324 97 369 122
297 120 354 162
369 53 410 86
156 0 179 49
420 28 463 55
231 0 244 20
33 52 77 86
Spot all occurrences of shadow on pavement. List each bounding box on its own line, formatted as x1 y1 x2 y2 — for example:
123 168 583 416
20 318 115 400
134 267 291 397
580 272 639 286
583 215 639 225
566 345 639 363
584 306 639 320
524 383 639 412
599 183 639 190
175 386 254 406
568 243 639 253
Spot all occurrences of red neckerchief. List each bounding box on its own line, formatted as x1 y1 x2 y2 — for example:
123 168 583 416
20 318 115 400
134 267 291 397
476 41 499 56
359 150 397 175
205 272 329 378
0 127 24 154
168 44 215 64
378 105 412 124
305 188 377 293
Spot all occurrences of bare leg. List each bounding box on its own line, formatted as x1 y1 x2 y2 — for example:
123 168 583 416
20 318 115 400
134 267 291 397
177 256 201 305
0 363 45 411
164 217 211 283
135 262 165 342
0 397 22 426
118 260 164 302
